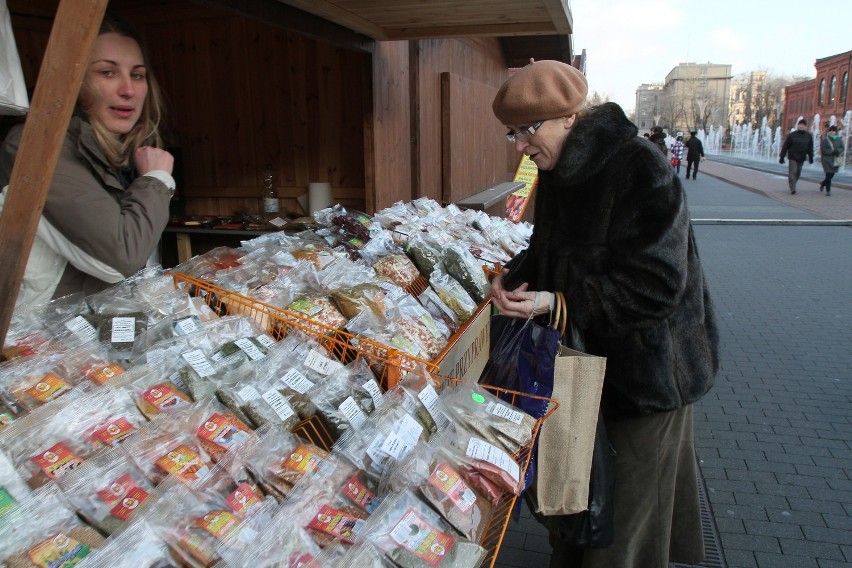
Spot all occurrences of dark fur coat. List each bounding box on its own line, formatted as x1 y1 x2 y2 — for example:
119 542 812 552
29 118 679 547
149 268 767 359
514 103 719 417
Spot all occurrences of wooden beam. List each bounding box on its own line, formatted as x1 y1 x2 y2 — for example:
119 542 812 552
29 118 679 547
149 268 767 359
541 0 573 35
0 0 108 349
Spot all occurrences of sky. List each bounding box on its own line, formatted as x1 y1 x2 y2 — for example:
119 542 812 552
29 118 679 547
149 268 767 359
569 0 852 114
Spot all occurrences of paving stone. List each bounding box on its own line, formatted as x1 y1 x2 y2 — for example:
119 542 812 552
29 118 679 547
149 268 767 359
778 539 846 561
775 473 831 489
754 552 819 568
727 469 777 484
754 482 811 499
734 492 791 509
720 533 781 553
723 549 758 568
765 508 826 527
801 526 852 546
743 519 805 539
816 560 852 568
787 497 848 516
706 479 758 494
822 514 852 531
716 517 746 534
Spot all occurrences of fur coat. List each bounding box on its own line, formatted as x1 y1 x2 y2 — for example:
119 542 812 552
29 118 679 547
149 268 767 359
513 102 719 417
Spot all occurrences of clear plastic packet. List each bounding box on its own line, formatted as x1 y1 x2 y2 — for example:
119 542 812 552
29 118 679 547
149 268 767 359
210 333 274 372
372 254 421 289
59 341 127 387
126 364 195 420
130 311 209 361
284 482 369 549
308 357 384 440
335 541 395 568
331 282 389 321
120 413 216 487
441 243 490 304
75 518 175 568
389 442 493 542
440 384 534 455
361 489 486 568
0 484 106 566
3 293 89 360
184 397 256 464
395 368 451 438
318 257 377 292
142 476 275 568
428 269 477 324
0 451 30 514
88 309 151 360
223 510 326 568
57 446 157 535
0 352 81 415
417 286 460 333
391 296 450 361
439 425 522 501
405 232 445 277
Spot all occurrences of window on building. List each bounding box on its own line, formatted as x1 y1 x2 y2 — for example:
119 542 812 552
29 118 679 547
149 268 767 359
829 76 836 105
842 72 848 104
818 79 825 106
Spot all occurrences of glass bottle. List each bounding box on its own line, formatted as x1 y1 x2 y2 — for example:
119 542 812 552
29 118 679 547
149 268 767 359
262 164 279 220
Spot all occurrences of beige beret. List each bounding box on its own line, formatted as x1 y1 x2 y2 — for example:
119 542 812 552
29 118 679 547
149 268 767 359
492 60 588 126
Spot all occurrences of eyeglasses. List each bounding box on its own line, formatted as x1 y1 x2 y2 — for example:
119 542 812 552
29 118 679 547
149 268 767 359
506 120 544 143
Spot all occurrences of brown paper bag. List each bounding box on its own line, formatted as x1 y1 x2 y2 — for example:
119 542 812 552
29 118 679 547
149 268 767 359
533 344 606 516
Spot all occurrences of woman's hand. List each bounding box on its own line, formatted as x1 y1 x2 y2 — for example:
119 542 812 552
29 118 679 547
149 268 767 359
134 146 174 176
491 270 553 319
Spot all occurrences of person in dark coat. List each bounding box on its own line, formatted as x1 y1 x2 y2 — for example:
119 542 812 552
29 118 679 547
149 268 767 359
491 60 719 568
684 131 704 179
779 118 814 194
818 124 844 196
648 125 667 155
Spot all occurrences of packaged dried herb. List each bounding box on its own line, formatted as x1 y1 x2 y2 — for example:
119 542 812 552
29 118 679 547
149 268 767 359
428 269 477 324
75 518 175 568
442 243 490 304
441 384 535 455
308 357 383 440
363 489 486 568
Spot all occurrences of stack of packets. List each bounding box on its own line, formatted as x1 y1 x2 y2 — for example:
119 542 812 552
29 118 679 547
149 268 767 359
164 198 532 364
0 266 540 568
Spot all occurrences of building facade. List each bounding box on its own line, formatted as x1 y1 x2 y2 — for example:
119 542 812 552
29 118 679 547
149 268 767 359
783 50 851 132
634 83 665 133
660 62 732 135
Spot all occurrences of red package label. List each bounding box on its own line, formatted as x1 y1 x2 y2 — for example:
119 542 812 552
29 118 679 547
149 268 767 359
427 462 476 513
143 382 192 411
30 442 84 480
85 363 125 385
283 444 328 475
155 445 210 483
226 483 262 516
91 416 136 447
25 373 72 403
196 413 252 450
342 472 376 512
306 504 362 544
96 473 149 521
389 508 456 567
196 510 241 541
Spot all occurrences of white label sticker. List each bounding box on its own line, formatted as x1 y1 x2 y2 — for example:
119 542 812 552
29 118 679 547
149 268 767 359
394 413 424 448
110 317 136 344
466 438 520 484
338 396 368 430
459 488 478 513
417 384 448 427
377 281 407 301
262 388 296 422
379 432 409 460
487 401 525 425
235 338 267 361
278 369 315 394
174 317 201 335
236 385 261 402
255 334 277 349
181 349 215 378
304 349 343 376
64 316 97 342
362 379 385 409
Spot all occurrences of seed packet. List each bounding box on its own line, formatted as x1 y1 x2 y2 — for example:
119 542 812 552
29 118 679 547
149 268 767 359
362 489 486 568
57 447 157 535
120 414 216 487
440 384 534 456
0 484 105 567
390 442 493 542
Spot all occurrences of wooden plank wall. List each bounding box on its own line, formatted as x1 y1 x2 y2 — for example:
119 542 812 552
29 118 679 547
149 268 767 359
5 1 369 217
413 38 516 203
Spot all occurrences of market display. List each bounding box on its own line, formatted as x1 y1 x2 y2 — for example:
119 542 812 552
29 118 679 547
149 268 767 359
0 199 542 568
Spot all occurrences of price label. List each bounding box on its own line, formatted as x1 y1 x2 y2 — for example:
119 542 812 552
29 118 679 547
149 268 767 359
63 316 97 342
261 389 296 422
236 384 261 402
279 369 315 394
235 338 267 361
181 350 215 377
255 334 277 349
174 317 201 335
417 384 448 427
362 379 385 409
338 396 368 430
487 401 525 425
466 438 520 484
304 349 343 375
110 317 136 344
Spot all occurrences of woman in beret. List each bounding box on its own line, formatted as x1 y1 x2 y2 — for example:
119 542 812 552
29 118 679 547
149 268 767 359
490 59 719 568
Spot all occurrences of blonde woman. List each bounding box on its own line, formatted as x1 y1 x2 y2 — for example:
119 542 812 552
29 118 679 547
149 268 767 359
0 14 174 306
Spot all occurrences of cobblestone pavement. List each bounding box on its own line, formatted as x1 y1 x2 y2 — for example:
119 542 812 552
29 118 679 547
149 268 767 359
494 158 852 568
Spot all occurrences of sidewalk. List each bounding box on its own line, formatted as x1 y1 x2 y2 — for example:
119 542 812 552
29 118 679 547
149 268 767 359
494 160 852 568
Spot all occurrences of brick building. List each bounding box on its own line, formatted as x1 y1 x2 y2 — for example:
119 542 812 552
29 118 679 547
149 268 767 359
783 50 851 131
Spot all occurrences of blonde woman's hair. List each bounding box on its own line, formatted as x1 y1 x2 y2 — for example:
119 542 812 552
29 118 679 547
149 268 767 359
79 14 165 169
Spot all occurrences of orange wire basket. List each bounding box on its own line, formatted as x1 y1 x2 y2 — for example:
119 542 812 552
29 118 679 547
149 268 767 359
169 271 558 568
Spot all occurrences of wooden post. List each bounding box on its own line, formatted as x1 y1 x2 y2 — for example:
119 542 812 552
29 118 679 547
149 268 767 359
0 0 108 349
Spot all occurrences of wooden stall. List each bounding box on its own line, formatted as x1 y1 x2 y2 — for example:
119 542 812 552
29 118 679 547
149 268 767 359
0 0 574 345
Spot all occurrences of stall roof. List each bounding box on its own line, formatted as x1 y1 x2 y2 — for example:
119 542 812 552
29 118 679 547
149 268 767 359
276 0 575 63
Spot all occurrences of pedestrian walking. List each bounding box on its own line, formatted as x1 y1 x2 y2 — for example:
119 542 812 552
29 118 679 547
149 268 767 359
779 118 814 194
684 131 704 179
819 125 845 196
670 135 685 175
649 126 668 155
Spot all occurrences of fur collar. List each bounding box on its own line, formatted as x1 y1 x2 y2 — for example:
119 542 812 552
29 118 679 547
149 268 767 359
544 102 639 187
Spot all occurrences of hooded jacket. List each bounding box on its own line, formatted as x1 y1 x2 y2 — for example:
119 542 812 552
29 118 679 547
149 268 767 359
509 103 719 417
779 128 814 163
0 116 174 306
